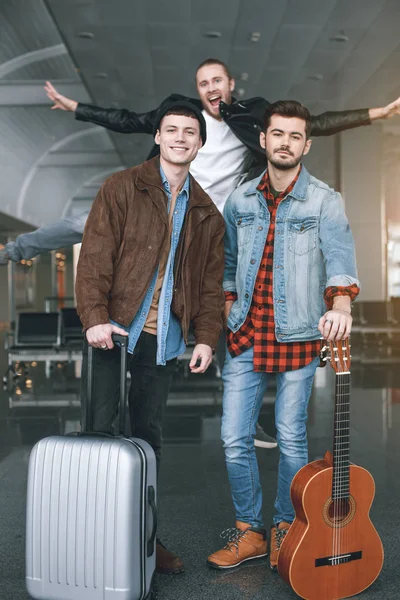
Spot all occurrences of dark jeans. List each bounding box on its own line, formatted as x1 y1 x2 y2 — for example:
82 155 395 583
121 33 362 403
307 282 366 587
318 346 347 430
216 328 227 372
81 331 177 473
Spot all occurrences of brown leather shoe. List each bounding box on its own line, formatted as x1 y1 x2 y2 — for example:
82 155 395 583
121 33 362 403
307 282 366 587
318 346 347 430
156 540 184 575
269 522 290 570
207 520 268 569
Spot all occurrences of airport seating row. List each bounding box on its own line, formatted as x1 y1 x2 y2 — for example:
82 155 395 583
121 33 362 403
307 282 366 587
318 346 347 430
2 309 221 391
351 298 400 362
352 298 400 328
3 309 83 384
7 298 400 382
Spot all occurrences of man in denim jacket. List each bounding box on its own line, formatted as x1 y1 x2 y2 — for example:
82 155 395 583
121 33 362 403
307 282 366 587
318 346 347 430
207 100 360 571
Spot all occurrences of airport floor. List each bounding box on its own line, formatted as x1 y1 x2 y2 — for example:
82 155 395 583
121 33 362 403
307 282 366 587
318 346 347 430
0 337 399 600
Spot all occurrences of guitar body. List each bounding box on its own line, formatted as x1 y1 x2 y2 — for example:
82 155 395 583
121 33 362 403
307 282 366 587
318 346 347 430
278 454 384 600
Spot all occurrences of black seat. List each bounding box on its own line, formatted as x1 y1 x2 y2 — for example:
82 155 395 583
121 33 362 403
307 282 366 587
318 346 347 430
360 301 392 327
15 312 61 347
391 297 400 324
389 298 400 356
60 308 82 344
358 301 397 361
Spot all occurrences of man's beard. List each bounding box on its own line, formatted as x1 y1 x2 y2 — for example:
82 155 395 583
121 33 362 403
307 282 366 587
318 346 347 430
267 148 303 171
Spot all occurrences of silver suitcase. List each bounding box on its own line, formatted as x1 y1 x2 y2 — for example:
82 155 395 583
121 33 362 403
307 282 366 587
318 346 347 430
26 334 157 600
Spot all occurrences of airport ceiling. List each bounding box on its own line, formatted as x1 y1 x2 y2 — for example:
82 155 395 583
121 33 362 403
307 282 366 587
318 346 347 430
1 0 400 226
46 0 400 165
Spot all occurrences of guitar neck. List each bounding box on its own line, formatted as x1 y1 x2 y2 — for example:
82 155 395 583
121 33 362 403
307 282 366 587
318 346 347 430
332 371 351 500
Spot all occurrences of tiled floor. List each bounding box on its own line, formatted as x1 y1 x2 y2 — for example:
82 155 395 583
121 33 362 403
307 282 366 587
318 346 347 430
0 340 398 599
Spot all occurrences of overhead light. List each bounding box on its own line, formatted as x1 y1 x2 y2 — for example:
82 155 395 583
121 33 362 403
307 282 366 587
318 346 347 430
249 32 261 43
330 31 349 43
308 73 324 81
237 88 245 97
94 72 108 78
203 31 222 39
240 72 249 81
76 31 94 39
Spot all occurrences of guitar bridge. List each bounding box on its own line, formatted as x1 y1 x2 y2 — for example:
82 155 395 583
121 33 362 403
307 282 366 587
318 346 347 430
315 551 362 567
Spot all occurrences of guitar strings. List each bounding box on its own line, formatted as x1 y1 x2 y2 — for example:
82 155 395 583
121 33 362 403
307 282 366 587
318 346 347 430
335 340 350 568
333 342 338 565
332 339 350 568
337 345 345 566
335 343 342 568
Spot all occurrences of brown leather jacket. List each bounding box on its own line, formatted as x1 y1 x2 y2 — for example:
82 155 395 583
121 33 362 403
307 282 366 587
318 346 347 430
75 157 225 349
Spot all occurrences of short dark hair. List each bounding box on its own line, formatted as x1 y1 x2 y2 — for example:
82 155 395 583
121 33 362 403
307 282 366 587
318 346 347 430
196 58 232 80
264 100 312 138
160 107 201 126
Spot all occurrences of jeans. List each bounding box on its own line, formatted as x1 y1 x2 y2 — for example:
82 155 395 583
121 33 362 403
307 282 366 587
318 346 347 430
81 331 177 473
6 211 87 261
221 345 319 527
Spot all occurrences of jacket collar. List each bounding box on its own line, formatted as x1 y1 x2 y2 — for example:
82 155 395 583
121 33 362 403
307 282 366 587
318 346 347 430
136 156 165 191
244 164 310 202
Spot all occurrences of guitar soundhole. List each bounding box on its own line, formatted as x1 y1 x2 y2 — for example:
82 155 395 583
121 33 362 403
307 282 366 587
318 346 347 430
328 498 350 522
323 496 356 528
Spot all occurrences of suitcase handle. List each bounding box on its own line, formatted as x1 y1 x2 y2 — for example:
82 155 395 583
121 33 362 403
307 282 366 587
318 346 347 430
147 485 157 557
86 333 128 435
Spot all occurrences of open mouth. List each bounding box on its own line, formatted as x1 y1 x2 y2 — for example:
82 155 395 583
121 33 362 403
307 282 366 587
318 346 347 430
170 147 188 153
208 95 221 108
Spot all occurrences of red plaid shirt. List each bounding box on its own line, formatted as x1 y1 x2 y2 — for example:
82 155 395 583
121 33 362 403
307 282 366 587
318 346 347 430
226 168 359 372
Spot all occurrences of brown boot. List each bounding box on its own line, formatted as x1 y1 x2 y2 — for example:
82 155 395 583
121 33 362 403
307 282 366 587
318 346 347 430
207 520 268 569
269 522 290 570
156 539 184 575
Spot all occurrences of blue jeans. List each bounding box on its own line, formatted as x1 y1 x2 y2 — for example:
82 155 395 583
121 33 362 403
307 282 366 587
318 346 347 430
221 346 319 527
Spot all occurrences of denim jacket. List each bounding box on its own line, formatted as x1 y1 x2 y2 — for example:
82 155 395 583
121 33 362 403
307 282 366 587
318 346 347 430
223 166 359 342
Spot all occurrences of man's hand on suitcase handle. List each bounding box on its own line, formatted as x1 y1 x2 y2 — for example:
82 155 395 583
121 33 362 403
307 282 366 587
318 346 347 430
86 323 128 350
189 344 213 374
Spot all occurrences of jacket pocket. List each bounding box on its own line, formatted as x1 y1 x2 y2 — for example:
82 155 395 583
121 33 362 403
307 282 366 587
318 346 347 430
236 214 255 247
288 218 318 256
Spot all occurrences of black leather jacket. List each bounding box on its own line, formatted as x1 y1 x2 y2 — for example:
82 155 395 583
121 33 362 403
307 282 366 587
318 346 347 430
76 94 371 171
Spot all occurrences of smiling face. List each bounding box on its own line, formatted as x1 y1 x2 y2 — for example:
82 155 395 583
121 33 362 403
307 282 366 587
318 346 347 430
260 115 312 170
155 113 203 166
196 63 235 119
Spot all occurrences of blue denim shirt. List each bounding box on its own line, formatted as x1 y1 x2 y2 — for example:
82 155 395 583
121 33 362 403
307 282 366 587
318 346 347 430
111 165 188 364
223 166 360 342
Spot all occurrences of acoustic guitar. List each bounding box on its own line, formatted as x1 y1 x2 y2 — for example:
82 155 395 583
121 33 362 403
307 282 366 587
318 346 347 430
278 338 384 600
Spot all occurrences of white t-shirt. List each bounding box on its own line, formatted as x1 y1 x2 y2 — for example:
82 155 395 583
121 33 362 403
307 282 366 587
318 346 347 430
189 110 250 213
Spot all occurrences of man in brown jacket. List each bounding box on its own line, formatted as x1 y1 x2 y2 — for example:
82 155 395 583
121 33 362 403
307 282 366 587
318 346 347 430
75 100 225 575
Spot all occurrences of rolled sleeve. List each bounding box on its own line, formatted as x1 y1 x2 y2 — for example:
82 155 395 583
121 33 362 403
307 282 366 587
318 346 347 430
225 291 238 302
324 284 360 310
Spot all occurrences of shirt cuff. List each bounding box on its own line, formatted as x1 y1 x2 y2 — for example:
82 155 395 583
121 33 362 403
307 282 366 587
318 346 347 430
324 284 360 310
225 291 238 302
